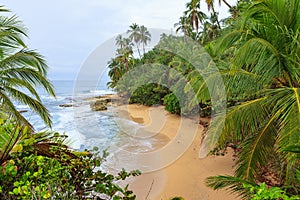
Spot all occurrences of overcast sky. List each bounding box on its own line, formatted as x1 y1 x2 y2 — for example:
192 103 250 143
2 0 236 80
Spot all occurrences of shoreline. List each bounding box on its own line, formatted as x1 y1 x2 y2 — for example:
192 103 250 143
110 103 239 200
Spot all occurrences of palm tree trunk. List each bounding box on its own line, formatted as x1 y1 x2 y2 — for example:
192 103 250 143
136 42 141 58
211 5 221 29
221 0 237 17
221 0 233 9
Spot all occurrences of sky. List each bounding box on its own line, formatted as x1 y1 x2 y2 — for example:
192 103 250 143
2 0 236 80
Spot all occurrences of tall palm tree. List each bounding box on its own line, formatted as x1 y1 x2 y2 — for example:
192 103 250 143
184 0 207 33
203 0 300 196
127 23 141 58
0 9 55 129
139 25 151 54
115 34 125 49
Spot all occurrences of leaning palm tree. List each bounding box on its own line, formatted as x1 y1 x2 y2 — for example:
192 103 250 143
0 8 55 129
203 0 300 197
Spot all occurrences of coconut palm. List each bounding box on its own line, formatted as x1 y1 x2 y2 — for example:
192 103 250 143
108 34 135 89
203 0 300 196
174 16 193 37
184 0 207 33
127 23 141 58
115 34 125 49
0 9 55 129
107 58 122 89
198 13 220 44
139 25 151 54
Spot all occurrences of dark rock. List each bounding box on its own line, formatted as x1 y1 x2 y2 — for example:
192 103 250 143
19 110 28 113
59 104 74 108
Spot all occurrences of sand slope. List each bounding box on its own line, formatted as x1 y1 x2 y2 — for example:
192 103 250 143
113 104 239 200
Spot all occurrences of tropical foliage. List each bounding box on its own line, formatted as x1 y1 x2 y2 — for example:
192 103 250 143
129 83 167 106
106 0 300 199
0 119 140 199
204 0 300 198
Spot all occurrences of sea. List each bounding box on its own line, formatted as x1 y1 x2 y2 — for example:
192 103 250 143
16 79 155 171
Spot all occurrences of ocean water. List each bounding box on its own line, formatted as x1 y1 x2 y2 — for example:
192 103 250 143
18 80 119 150
17 79 157 171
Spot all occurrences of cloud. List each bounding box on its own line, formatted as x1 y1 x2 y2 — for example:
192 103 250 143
1 0 236 80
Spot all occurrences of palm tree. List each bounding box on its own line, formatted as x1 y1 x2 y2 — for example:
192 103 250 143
115 34 125 49
184 0 207 33
204 0 221 28
205 0 236 18
127 23 141 58
0 9 55 129
203 0 300 196
139 25 151 54
174 16 193 37
107 58 122 89
199 13 220 44
115 34 132 53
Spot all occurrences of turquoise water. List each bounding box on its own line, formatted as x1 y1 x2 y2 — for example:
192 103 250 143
18 80 120 150
17 80 165 171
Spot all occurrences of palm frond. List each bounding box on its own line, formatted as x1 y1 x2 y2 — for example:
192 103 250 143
199 97 268 157
3 86 52 127
0 91 32 128
0 125 28 164
206 175 257 199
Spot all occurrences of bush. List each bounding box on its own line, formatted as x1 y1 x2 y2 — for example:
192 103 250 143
129 83 167 106
164 93 181 114
0 120 140 199
164 93 201 116
244 182 300 200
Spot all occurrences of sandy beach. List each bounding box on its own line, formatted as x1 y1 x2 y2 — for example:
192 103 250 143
111 103 239 200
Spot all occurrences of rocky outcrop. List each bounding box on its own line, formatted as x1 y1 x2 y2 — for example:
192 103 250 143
89 97 111 111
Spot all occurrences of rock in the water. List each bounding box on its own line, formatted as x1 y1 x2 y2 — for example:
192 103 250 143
59 104 74 108
19 110 28 113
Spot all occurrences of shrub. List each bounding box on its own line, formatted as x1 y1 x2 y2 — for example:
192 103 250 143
244 182 300 200
164 93 181 114
129 83 167 106
0 120 140 199
164 93 201 116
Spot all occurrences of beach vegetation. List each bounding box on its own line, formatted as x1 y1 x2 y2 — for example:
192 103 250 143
107 0 300 199
129 83 167 106
204 0 300 198
0 118 140 199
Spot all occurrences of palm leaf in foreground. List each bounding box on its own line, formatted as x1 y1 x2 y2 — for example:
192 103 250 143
206 175 256 199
